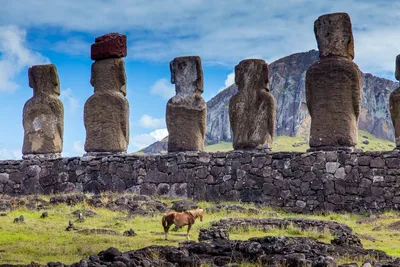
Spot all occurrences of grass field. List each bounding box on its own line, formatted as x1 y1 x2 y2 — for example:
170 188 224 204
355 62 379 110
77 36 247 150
203 130 395 153
1 196 400 265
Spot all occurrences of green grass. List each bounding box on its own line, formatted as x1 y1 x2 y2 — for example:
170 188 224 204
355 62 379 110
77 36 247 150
203 130 395 153
356 130 395 151
133 130 395 154
1 198 400 265
204 141 233 152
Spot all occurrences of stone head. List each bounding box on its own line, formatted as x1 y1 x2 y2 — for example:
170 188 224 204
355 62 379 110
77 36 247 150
170 56 203 95
314 12 354 60
395 55 400 81
28 64 60 96
234 59 269 91
90 58 127 96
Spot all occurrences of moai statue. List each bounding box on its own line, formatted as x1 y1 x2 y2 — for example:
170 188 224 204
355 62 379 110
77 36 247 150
84 33 129 154
389 55 400 149
306 13 362 151
22 64 64 159
229 59 276 150
166 56 206 152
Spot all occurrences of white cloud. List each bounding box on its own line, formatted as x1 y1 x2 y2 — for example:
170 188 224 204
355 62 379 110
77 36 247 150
0 25 50 92
0 1 399 76
150 78 175 100
0 148 21 160
72 140 85 154
218 72 235 92
139 114 165 129
150 128 169 140
130 128 168 150
60 88 80 113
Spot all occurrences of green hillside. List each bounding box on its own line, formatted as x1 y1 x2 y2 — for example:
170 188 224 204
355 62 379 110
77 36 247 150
204 130 395 153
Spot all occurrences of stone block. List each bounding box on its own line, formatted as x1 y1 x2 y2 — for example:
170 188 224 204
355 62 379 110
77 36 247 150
0 173 9 184
370 157 385 168
91 33 127 60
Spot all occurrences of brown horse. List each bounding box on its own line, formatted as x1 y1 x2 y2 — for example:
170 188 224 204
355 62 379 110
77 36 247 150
161 208 204 240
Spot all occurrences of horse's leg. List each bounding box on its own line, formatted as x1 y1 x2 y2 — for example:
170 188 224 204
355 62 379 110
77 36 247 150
164 222 173 240
186 224 192 241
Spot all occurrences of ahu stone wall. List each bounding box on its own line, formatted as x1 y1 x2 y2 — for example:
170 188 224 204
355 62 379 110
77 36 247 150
1 150 400 213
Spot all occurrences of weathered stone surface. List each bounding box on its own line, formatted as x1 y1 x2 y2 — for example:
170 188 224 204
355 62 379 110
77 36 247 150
84 58 129 153
314 13 354 60
390 55 400 148
198 226 229 242
23 64 64 155
229 59 276 150
91 33 127 60
306 13 362 151
166 56 206 152
2 150 400 213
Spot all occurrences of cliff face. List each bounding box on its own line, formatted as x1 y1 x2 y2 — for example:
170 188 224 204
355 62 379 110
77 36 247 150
359 73 397 140
142 50 398 153
205 84 238 144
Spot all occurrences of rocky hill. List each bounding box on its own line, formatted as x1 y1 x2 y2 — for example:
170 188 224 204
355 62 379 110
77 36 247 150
141 50 398 153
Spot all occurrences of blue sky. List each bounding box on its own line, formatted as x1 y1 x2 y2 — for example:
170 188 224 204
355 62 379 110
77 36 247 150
0 0 399 159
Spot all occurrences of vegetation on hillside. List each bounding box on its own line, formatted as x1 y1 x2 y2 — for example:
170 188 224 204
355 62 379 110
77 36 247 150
203 130 395 153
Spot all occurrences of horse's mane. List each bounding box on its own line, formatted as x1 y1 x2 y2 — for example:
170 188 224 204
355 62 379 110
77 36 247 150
187 208 203 218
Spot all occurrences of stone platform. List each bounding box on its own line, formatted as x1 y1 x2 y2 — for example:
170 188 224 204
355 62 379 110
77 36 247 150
1 150 400 213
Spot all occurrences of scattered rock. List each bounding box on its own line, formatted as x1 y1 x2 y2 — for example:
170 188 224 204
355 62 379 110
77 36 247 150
339 263 358 267
40 212 48 219
99 247 122 262
71 209 97 218
77 212 84 223
331 232 362 248
362 140 369 145
7 234 397 267
13 215 24 224
50 194 86 206
312 256 338 267
198 226 229 242
66 220 77 231
212 218 354 239
123 228 137 237
171 200 198 212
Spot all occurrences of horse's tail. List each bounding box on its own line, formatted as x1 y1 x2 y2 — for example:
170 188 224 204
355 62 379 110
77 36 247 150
162 213 173 230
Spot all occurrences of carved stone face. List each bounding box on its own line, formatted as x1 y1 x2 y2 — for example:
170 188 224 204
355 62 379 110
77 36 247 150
28 64 60 96
90 58 126 95
314 12 354 60
234 59 269 91
170 56 203 95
